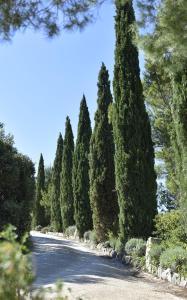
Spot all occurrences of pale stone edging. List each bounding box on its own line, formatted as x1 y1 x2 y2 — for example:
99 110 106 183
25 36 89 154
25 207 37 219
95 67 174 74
146 237 187 289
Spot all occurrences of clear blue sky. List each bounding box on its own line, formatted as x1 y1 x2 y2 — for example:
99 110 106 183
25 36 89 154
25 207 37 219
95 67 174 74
0 2 144 169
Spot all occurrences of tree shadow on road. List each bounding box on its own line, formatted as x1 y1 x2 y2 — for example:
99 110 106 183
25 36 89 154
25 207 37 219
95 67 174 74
32 235 137 287
32 235 187 299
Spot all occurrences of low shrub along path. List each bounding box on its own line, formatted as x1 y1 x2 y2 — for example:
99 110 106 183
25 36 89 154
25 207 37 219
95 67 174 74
31 231 187 300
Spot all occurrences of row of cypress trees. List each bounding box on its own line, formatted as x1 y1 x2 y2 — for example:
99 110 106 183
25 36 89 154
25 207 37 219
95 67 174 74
34 0 157 242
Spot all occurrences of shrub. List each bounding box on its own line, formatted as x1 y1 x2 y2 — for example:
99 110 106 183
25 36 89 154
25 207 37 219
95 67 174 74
83 230 92 241
89 230 98 244
154 211 187 246
35 225 42 231
83 230 99 244
107 232 125 253
108 232 118 249
149 244 165 267
131 254 146 270
47 224 56 232
160 247 187 276
0 226 69 300
64 226 77 238
41 226 49 234
0 225 33 299
125 238 146 257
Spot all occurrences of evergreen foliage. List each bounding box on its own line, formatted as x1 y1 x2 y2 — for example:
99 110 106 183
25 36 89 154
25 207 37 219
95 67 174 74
113 0 157 242
171 71 187 231
143 61 179 199
60 117 74 231
140 0 187 233
41 166 53 226
89 63 118 242
34 154 46 227
137 0 187 73
0 0 104 41
51 134 63 232
0 123 35 236
73 96 92 238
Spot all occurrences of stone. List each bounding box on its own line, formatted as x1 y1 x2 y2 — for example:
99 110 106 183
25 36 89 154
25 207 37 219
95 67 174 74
122 255 132 265
161 268 171 281
146 237 161 273
110 250 117 259
97 243 104 250
157 266 163 278
171 273 180 285
116 252 123 261
179 277 187 288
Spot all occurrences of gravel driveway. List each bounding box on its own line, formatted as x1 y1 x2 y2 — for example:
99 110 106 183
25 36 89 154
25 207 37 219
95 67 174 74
31 231 187 300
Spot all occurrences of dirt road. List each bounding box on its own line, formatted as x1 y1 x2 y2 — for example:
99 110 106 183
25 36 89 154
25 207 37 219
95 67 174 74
31 231 187 300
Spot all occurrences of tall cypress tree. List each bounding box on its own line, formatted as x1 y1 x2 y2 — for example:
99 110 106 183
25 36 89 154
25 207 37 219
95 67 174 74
60 117 74 231
34 153 46 227
51 133 63 232
113 0 157 241
89 63 118 242
73 95 92 238
171 70 187 232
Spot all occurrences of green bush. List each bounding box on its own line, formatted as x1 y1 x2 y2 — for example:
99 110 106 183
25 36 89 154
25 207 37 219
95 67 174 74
64 226 77 238
149 244 165 267
84 230 101 245
89 230 98 244
0 226 69 300
103 241 111 248
131 254 146 269
41 226 49 234
125 238 146 257
160 247 187 276
154 211 187 247
108 232 119 249
0 225 33 299
83 230 92 241
35 225 42 231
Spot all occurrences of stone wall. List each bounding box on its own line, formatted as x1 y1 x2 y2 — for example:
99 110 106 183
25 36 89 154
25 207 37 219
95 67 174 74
146 237 187 288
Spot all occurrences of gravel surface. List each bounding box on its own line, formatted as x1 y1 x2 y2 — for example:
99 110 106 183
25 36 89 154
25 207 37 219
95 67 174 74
31 231 187 300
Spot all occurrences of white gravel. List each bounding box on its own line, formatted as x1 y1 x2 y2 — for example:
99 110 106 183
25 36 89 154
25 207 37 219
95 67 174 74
31 231 187 300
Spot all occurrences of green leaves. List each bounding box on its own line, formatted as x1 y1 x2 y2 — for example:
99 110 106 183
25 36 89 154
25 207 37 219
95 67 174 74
0 124 35 236
0 0 105 41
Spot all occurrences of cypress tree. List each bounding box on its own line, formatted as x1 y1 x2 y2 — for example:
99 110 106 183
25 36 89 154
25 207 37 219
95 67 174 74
60 117 74 230
51 133 63 232
73 95 92 238
113 0 157 241
171 70 187 232
89 63 118 242
34 153 46 227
